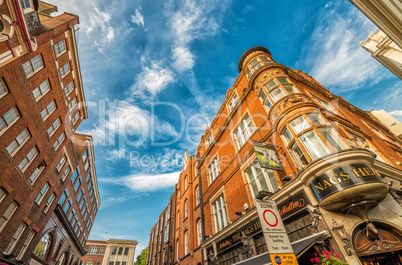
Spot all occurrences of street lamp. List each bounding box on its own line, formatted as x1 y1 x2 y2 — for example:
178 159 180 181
255 190 273 200
332 220 352 256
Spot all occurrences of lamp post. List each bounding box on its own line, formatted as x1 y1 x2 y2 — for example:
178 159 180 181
332 220 352 256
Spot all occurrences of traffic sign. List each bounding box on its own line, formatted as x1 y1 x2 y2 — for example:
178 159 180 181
255 199 297 258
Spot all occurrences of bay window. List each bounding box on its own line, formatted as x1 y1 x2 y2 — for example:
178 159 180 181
246 56 270 78
259 77 299 111
318 127 347 152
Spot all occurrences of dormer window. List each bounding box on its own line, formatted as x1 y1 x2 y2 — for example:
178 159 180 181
246 56 271 79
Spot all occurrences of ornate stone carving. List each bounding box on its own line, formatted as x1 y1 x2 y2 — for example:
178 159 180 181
253 68 286 92
269 93 311 123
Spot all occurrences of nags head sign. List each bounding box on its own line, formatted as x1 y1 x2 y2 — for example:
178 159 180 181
310 163 386 201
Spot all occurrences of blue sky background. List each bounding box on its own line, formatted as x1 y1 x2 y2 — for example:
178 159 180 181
47 0 402 255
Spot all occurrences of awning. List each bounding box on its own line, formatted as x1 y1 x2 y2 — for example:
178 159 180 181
233 230 330 265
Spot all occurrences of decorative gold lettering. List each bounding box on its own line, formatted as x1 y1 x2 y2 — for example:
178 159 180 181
363 167 372 176
340 171 350 181
299 198 305 207
329 174 342 184
314 182 324 193
323 180 332 189
353 168 367 177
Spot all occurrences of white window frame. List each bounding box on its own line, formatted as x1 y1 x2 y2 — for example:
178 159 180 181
197 219 202 246
206 133 213 148
22 55 44 78
228 93 239 112
184 230 189 255
68 97 77 111
35 183 50 205
40 100 56 121
61 166 71 181
59 62 70 78
195 186 200 206
16 230 35 260
184 199 188 219
56 155 67 172
0 201 18 232
64 81 74 96
28 162 46 185
72 111 80 125
0 78 8 99
245 162 279 199
54 39 67 57
32 79 51 102
4 222 27 254
6 128 30 157
47 117 61 137
0 106 21 135
208 156 220 184
18 146 39 172
53 132 66 150
212 195 228 233
43 193 56 213
233 114 255 149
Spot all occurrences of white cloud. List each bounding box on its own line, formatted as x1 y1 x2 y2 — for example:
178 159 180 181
172 46 195 71
131 59 175 98
389 110 402 117
131 8 145 27
301 6 390 92
106 148 126 161
99 171 180 192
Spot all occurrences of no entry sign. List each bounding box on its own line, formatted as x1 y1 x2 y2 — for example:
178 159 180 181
255 199 296 260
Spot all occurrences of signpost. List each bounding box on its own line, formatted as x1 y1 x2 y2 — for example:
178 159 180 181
255 199 298 265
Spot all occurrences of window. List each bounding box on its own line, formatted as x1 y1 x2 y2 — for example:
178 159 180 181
298 130 330 161
18 146 39 172
47 117 61 136
16 230 35 260
370 126 388 141
184 230 189 255
33 233 51 260
195 186 200 206
53 132 65 150
246 56 270 78
43 193 55 213
84 160 90 172
68 97 77 111
164 222 169 242
86 171 92 183
28 161 46 185
32 79 51 101
206 133 213 147
68 208 75 222
89 188 94 198
6 128 30 156
290 142 309 167
79 197 86 210
111 247 117 255
0 188 8 204
208 157 220 183
22 55 43 77
0 106 20 133
318 127 347 152
61 166 70 181
71 216 77 229
0 202 19 232
35 183 50 205
40 100 56 121
184 199 188 219
285 213 314 242
0 78 8 98
109 262 114 265
184 176 188 189
54 40 66 56
307 113 326 126
197 219 202 246
99 247 104 254
74 177 82 192
64 198 72 213
347 132 385 162
56 252 67 265
289 116 310 135
88 180 93 191
228 93 239 112
234 114 255 148
246 162 279 198
90 246 98 254
71 168 79 183
212 195 228 233
56 155 66 172
314 96 334 113
4 222 27 254
282 127 293 144
116 262 120 265
269 87 286 102
58 188 69 206
59 62 70 77
64 81 74 96
83 209 89 221
118 247 123 255
85 246 89 253
72 112 80 125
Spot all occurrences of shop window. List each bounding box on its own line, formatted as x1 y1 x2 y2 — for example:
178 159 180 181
284 212 315 242
33 233 52 260
212 194 228 233
245 162 279 199
255 235 268 254
219 245 250 264
234 114 255 148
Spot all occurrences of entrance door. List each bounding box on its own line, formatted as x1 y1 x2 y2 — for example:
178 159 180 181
352 222 402 265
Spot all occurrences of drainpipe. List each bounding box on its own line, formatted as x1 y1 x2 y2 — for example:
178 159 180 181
11 0 34 52
196 152 205 265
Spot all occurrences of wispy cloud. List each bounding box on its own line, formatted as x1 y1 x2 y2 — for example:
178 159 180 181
99 171 180 192
300 3 391 92
172 46 195 72
131 8 145 27
131 58 175 99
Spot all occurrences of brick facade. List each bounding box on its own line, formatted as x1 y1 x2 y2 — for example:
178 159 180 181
146 47 402 265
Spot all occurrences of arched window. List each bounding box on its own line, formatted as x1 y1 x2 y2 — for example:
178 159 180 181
259 77 298 111
33 233 52 260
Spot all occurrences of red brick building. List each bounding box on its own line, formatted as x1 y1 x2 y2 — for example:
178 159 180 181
0 2 100 265
146 47 402 265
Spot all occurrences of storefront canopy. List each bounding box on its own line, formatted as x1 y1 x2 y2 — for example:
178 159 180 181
234 230 330 265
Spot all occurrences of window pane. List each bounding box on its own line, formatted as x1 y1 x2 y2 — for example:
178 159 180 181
277 78 289 84
307 113 326 126
269 87 285 102
318 127 347 152
299 131 329 160
282 127 293 144
283 84 296 94
289 116 310 135
264 98 272 109
290 142 309 166
264 80 277 90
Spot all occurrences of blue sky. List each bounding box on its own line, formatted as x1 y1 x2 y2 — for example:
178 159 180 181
48 0 402 254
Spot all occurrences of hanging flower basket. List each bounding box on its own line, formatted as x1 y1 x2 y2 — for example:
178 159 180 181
310 250 349 265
